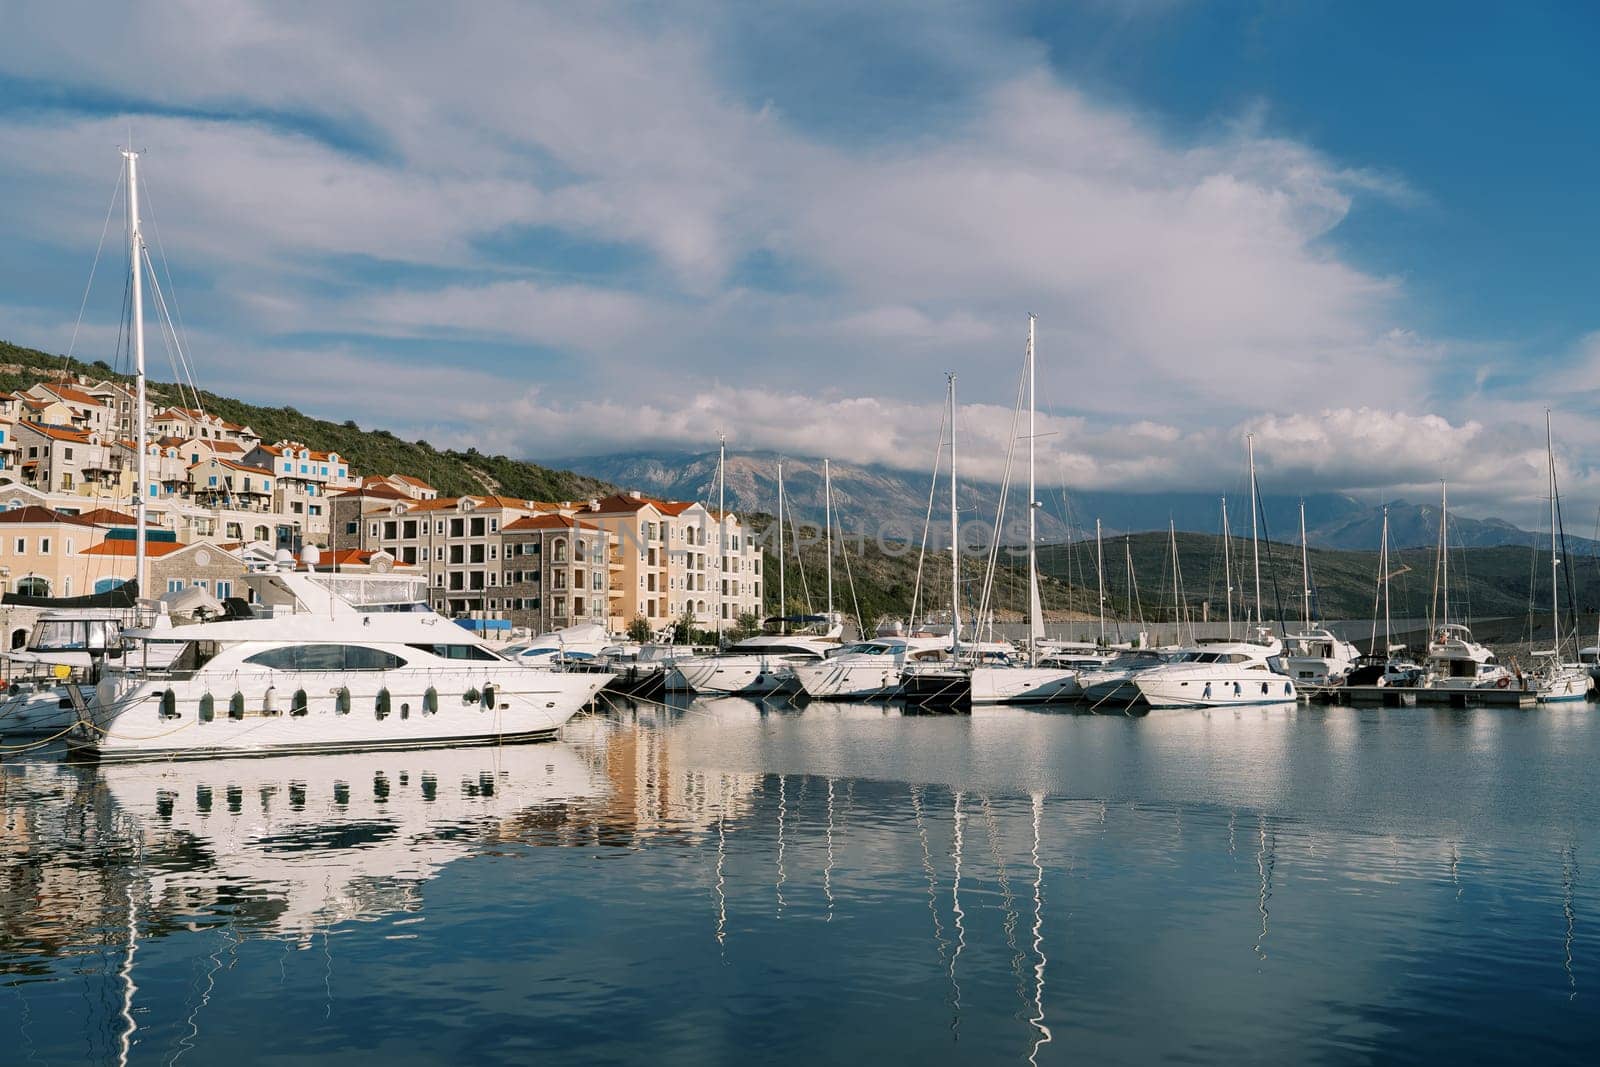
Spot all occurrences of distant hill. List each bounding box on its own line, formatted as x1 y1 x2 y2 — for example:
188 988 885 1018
1 338 614 502
557 449 1568 551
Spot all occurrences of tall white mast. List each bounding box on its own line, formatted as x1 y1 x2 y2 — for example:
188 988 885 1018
1548 411 1560 657
1248 434 1262 631
771 460 777 633
1299 500 1311 629
1440 480 1449 629
125 149 149 596
1222 497 1233 638
716 433 726 645
1169 518 1182 644
1380 506 1391 655
1095 518 1105 646
823 458 834 620
948 374 960 655
1026 314 1043 664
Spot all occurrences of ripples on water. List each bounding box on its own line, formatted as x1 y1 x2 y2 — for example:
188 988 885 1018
3 698 1599 1064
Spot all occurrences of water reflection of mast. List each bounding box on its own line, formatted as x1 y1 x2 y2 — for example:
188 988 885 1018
715 774 729 948
980 795 1027 1006
1255 815 1275 963
824 778 836 921
116 857 140 1067
1562 844 1578 1000
911 785 950 970
1028 792 1052 1067
776 776 788 917
949 790 966 1035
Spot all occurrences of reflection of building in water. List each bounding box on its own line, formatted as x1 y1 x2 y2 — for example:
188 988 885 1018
0 763 126 971
565 706 762 841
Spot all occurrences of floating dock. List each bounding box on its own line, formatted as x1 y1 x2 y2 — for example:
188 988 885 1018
1313 685 1539 709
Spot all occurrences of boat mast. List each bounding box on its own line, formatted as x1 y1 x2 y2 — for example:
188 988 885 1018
1095 517 1105 645
1169 518 1182 644
1441 480 1449 629
125 149 149 596
1375 506 1391 656
1248 434 1262 633
1299 500 1311 629
1222 497 1233 639
777 460 786 635
948 374 960 656
1026 315 1043 666
824 457 834 621
717 433 726 646
1548 411 1560 657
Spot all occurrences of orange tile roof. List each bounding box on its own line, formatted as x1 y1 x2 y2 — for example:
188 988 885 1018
0 506 103 528
77 508 138 525
322 548 413 568
503 514 602 532
25 423 92 443
81 539 190 558
394 474 434 489
39 383 104 407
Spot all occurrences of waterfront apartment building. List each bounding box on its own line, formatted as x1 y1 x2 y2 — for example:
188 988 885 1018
500 513 621 632
581 492 762 633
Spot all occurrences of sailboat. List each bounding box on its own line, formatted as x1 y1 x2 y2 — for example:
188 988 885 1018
1344 506 1423 687
1283 500 1361 686
970 316 1108 705
1422 482 1512 691
1532 414 1591 703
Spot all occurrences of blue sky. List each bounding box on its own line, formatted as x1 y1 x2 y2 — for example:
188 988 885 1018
1 1 1598 522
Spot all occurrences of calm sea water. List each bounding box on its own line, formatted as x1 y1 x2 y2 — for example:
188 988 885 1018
3 697 1599 1064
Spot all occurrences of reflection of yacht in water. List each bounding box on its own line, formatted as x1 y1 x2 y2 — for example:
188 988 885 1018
101 744 602 938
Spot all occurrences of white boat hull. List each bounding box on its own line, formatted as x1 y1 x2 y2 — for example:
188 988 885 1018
0 686 84 736
672 655 801 694
81 666 611 761
1136 671 1297 709
792 661 904 700
969 666 1081 705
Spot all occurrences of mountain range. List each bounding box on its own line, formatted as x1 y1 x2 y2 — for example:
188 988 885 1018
554 450 1580 552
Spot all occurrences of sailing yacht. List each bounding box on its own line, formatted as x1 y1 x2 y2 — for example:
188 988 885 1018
1422 483 1512 691
1531 413 1591 703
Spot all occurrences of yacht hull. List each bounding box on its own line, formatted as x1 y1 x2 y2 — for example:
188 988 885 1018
792 661 904 700
969 667 1081 705
78 669 611 761
673 655 800 694
1135 672 1297 709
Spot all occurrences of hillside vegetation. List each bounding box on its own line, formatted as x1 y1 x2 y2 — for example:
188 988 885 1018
1 339 613 502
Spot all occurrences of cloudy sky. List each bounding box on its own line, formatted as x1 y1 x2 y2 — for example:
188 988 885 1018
3 1 1599 524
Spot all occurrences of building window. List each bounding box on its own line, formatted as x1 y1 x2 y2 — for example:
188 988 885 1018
167 579 185 592
39 537 49 555
217 581 233 599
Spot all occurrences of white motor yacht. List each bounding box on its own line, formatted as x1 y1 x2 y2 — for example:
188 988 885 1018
1578 645 1600 684
1283 627 1361 687
1422 624 1512 691
671 633 840 695
792 636 950 700
1133 640 1297 709
969 644 1119 705
0 608 134 736
76 552 612 761
501 622 636 668
1077 649 1179 705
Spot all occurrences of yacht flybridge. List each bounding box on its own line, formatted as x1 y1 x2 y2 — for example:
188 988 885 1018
73 552 611 761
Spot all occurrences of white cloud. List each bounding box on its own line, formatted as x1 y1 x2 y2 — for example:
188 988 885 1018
0 0 1588 526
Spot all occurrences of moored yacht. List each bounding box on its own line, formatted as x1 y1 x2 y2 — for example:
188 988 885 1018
1133 638 1296 709
75 553 612 761
671 631 841 695
969 645 1118 705
1422 624 1511 690
792 635 949 700
1283 627 1361 687
1077 648 1178 705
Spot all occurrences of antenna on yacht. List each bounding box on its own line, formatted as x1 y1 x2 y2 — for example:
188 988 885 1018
124 148 149 598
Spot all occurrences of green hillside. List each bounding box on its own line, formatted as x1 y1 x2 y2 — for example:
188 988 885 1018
1 338 613 501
